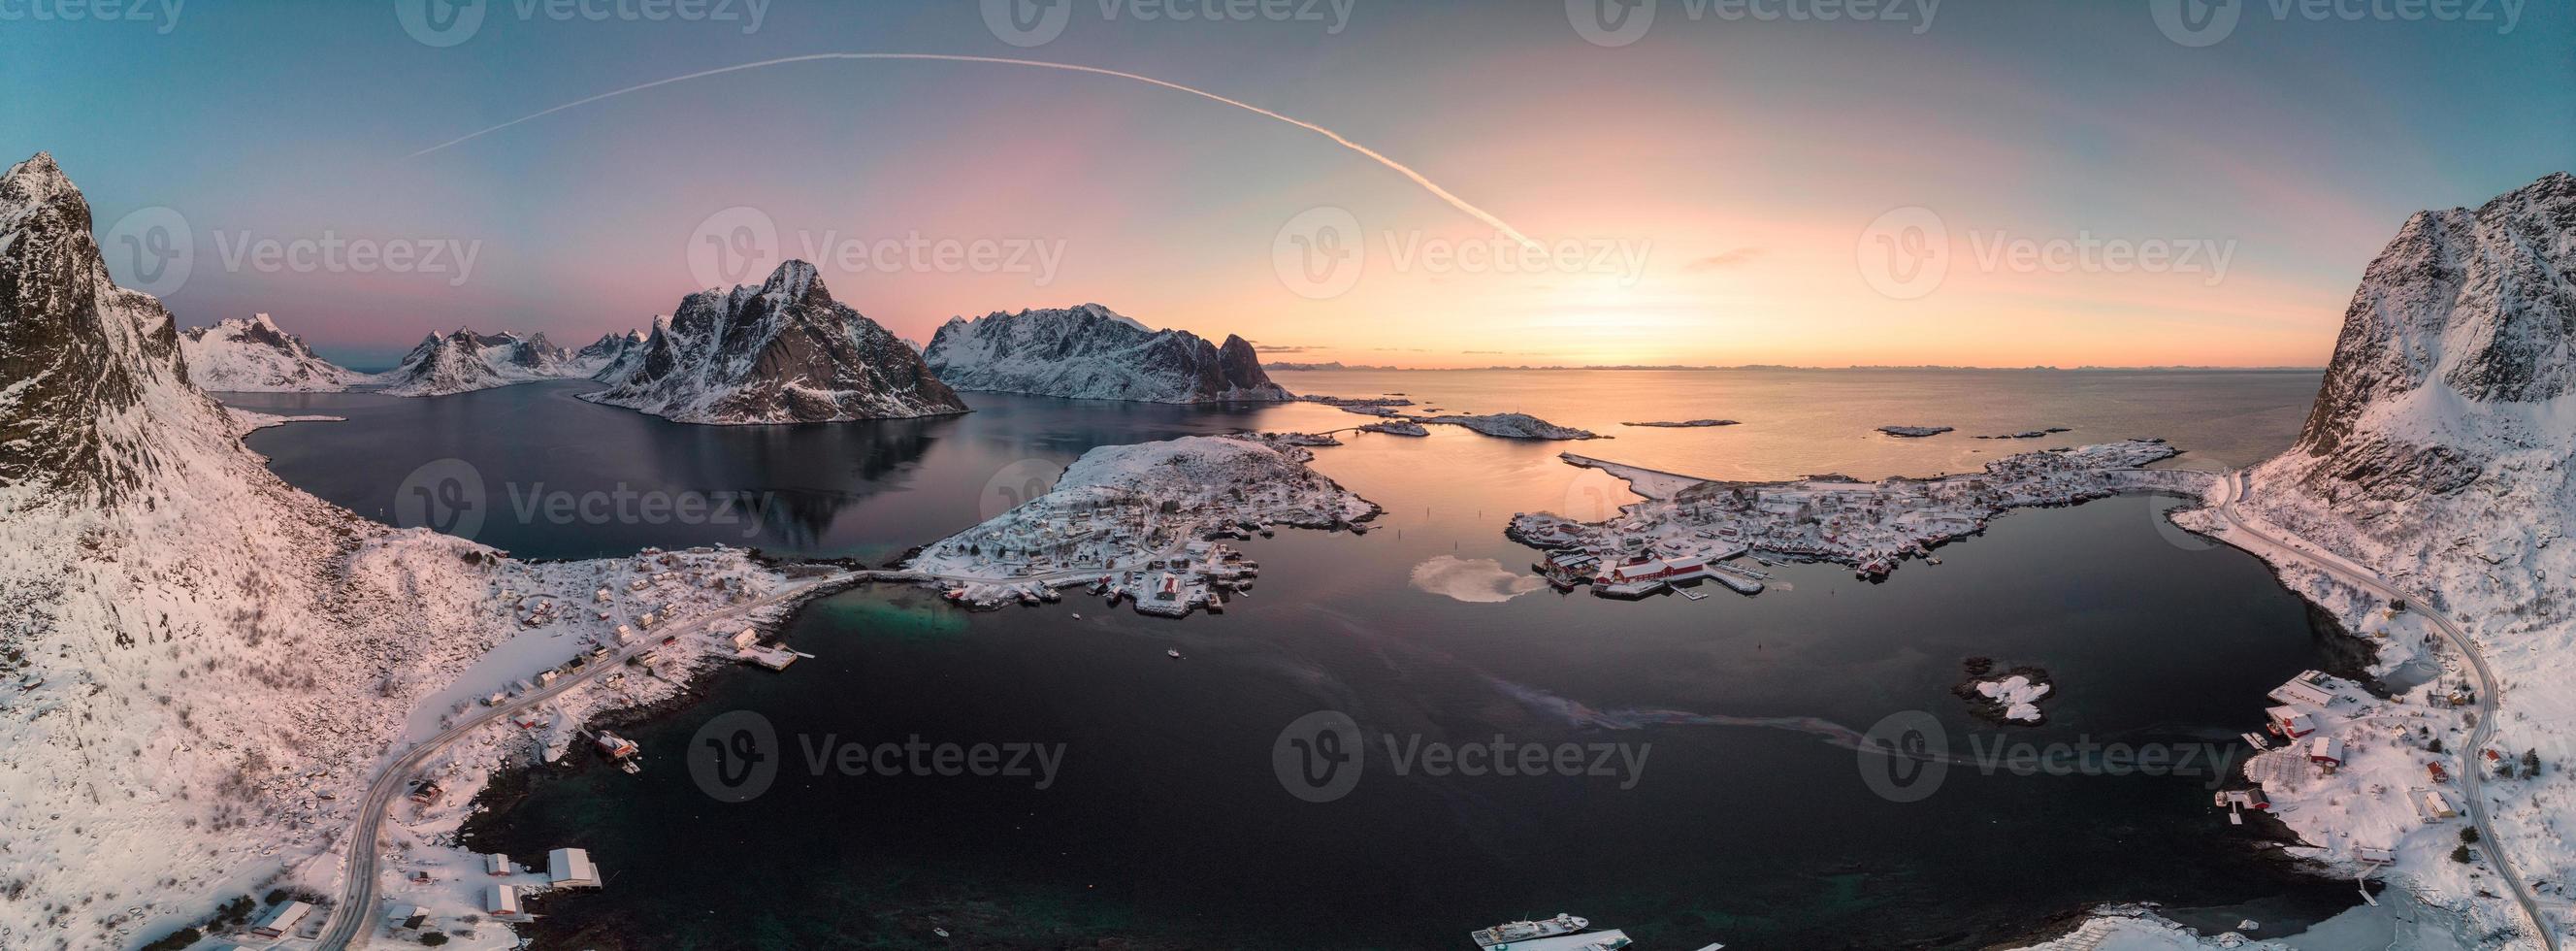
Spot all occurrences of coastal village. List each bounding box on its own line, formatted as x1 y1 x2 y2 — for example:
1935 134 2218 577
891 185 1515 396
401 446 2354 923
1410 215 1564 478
906 435 1380 617
1506 439 2192 598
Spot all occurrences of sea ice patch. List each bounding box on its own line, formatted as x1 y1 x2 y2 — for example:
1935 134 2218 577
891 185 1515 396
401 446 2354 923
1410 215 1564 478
1410 555 1549 603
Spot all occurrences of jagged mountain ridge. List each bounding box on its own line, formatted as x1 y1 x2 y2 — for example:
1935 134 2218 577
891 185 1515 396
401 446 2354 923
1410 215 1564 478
179 312 363 392
375 327 598 397
923 304 1291 404
586 260 967 424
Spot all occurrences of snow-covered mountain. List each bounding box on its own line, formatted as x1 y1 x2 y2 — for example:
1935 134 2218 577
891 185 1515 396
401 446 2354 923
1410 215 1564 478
374 328 587 397
922 304 1292 403
0 151 811 950
177 312 363 392
2174 171 2576 947
573 328 646 375
586 260 967 424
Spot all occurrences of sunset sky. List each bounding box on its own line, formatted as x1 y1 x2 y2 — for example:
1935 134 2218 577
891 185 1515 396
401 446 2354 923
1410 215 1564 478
4 1 2569 368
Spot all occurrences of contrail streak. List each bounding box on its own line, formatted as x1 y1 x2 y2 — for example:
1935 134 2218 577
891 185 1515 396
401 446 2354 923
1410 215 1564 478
408 52 1540 249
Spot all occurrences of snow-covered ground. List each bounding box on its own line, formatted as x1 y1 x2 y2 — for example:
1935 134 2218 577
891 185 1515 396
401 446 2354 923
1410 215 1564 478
1974 674 2052 723
1512 439 2180 584
178 313 362 392
906 435 1377 615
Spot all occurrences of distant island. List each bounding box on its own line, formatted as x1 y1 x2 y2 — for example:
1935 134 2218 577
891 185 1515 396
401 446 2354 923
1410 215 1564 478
1621 419 1739 428
1876 425 1954 438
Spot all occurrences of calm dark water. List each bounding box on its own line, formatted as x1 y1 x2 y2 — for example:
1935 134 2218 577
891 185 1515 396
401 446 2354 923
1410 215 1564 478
231 369 2359 950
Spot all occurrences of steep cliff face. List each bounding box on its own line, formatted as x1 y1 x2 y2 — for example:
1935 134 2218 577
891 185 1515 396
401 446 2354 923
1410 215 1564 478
375 328 590 397
0 152 225 501
2273 172 2575 512
922 304 1292 403
586 261 967 424
179 312 363 392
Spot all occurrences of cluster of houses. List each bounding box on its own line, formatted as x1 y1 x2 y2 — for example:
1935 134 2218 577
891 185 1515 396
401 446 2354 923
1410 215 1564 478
2231 666 2471 851
1512 440 2178 596
478 847 603 923
911 440 1371 618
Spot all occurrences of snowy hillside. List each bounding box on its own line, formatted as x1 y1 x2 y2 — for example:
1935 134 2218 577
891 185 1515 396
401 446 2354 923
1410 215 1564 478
922 304 1291 403
177 312 362 392
373 328 592 397
2169 171 2576 948
0 152 811 951
586 260 967 424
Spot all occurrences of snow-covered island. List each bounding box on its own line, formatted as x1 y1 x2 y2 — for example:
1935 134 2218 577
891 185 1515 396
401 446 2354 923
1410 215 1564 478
1966 672 2053 723
374 328 613 397
179 312 364 392
1418 412 1604 441
906 435 1379 616
1622 418 1739 428
1511 439 2189 596
923 303 1290 403
1976 427 2071 440
1876 425 1954 438
1299 393 1415 408
1359 420 1429 437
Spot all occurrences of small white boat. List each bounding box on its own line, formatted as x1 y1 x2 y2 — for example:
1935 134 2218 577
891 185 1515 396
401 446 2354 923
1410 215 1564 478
1071 612 1082 619
1165 649 1183 659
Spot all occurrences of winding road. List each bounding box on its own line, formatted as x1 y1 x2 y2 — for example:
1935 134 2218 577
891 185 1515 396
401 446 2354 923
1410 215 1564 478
2212 471 2560 950
311 574 852 950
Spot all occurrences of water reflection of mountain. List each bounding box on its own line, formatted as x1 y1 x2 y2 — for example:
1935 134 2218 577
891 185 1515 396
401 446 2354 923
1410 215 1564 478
655 414 958 551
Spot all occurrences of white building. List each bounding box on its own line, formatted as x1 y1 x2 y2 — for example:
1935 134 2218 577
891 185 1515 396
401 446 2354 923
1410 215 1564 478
486 882 522 916
249 900 311 937
548 846 602 887
485 852 510 876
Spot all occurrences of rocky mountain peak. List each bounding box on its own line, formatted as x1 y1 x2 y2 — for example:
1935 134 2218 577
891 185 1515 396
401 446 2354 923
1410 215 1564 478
2297 171 2576 461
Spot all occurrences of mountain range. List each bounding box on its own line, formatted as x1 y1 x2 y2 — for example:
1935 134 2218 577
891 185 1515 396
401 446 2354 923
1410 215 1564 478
923 304 1289 403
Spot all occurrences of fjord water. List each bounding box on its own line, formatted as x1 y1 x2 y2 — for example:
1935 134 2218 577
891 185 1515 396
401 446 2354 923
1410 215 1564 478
233 369 2356 949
